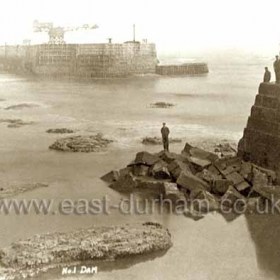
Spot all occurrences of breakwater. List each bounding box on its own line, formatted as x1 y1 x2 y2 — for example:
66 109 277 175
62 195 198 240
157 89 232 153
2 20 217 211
156 63 209 75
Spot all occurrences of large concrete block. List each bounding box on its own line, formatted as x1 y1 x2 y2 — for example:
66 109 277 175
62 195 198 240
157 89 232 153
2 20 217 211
163 182 186 203
150 160 171 180
101 170 120 183
182 142 218 163
167 159 192 179
176 171 210 192
134 151 160 166
109 173 138 192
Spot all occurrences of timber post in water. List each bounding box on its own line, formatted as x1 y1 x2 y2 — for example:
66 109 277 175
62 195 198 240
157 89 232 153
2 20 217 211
238 82 280 170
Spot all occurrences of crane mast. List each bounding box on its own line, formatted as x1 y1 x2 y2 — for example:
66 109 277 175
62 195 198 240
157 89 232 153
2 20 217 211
33 20 98 44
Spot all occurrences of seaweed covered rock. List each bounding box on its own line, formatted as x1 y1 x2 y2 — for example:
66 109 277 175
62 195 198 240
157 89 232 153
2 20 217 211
150 102 175 108
0 183 48 199
142 137 182 145
5 103 40 110
49 134 113 152
0 223 172 279
0 119 34 128
46 128 74 134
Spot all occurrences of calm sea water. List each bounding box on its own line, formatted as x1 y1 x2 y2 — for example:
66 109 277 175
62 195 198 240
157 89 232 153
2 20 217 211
0 54 279 280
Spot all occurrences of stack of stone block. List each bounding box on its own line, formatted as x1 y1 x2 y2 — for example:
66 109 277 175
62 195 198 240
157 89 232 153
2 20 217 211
238 82 280 170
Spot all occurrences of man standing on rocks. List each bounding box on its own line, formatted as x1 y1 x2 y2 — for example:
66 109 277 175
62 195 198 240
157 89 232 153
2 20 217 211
263 67 271 83
161 123 170 152
273 55 280 83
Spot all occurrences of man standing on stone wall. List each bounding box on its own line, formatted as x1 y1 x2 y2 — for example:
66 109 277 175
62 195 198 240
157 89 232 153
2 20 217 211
263 67 271 83
161 123 170 152
273 55 280 83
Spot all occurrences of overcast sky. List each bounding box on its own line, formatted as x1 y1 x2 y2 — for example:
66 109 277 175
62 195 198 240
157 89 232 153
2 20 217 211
0 0 280 55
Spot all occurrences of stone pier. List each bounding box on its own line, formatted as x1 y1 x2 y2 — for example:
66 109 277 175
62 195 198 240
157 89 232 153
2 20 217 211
238 83 280 170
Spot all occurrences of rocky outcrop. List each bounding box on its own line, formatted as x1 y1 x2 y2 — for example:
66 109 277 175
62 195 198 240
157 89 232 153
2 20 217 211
5 103 40 110
49 134 113 152
0 119 34 128
0 223 172 279
142 137 182 145
0 183 48 199
46 128 74 134
150 102 175 108
238 83 280 170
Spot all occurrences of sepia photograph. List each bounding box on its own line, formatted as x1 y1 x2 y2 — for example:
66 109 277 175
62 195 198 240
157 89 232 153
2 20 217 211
0 0 280 279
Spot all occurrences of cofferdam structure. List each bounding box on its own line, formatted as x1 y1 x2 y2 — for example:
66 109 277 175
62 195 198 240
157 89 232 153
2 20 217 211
25 42 158 78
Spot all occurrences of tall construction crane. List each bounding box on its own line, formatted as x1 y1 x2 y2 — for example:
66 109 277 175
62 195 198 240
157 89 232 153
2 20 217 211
33 20 99 44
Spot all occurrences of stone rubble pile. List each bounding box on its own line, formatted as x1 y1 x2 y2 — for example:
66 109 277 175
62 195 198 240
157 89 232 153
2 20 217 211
102 142 280 220
49 134 113 152
0 223 172 280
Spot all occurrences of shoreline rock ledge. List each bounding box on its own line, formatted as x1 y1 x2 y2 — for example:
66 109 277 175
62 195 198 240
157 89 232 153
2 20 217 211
0 223 172 279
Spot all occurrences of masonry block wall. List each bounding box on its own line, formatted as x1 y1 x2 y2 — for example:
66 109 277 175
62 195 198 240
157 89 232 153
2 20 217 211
238 83 280 170
27 42 158 78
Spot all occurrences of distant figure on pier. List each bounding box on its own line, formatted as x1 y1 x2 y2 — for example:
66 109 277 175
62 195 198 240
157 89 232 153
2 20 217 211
161 123 170 152
273 55 280 83
263 67 271 83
